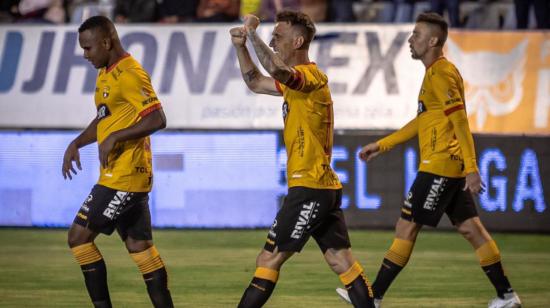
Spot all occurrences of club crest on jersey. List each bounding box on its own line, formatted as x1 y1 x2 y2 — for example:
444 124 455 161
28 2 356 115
102 86 110 98
97 104 111 120
417 101 427 115
282 101 289 120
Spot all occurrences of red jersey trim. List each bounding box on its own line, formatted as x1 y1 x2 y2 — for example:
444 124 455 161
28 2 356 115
275 80 283 94
139 103 162 118
106 53 131 73
444 104 464 116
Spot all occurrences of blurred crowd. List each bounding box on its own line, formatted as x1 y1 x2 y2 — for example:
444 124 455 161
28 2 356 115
0 0 548 29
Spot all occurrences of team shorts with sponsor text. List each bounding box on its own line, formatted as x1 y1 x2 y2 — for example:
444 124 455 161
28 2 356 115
73 184 152 241
401 171 478 227
264 187 351 253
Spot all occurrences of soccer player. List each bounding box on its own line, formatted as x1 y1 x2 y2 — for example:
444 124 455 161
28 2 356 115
336 12 521 308
62 16 173 308
230 11 375 308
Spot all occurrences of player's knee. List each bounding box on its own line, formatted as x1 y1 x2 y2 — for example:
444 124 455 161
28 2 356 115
255 250 288 269
67 225 88 248
395 219 421 241
125 237 152 253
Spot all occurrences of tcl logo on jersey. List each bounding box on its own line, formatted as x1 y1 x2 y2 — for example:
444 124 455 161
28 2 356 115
97 104 111 120
282 101 289 120
417 101 427 115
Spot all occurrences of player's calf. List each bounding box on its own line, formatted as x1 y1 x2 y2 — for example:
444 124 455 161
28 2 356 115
71 242 112 307
130 246 173 308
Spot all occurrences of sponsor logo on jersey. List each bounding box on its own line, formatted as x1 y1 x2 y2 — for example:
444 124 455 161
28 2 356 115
290 201 319 239
282 101 289 120
417 101 427 115
97 104 111 120
103 191 130 219
423 177 447 211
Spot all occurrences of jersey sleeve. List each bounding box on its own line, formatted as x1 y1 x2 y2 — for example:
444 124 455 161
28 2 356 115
431 66 464 116
432 65 478 173
377 118 418 152
120 68 162 118
283 65 328 93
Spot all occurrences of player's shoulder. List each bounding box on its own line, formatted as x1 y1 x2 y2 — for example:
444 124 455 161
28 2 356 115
119 57 150 83
294 62 327 83
433 58 459 74
429 57 459 81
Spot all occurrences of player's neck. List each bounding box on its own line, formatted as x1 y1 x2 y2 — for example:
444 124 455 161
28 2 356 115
422 49 444 68
107 48 129 69
288 51 310 67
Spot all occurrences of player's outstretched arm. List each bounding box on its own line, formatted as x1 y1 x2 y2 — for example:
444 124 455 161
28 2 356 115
243 15 294 86
358 143 381 162
230 26 280 96
62 117 99 179
376 117 418 152
98 108 166 168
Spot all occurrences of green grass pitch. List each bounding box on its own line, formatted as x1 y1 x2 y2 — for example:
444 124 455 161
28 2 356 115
0 229 549 307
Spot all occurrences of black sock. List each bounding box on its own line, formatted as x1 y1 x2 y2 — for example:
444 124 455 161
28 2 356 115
372 259 404 299
143 267 174 308
346 274 375 308
80 260 112 308
238 277 276 308
482 262 513 298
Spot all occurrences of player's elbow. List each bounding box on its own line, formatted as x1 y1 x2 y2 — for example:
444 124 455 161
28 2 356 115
246 81 263 94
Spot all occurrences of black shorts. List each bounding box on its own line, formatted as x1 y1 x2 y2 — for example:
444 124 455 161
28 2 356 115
73 184 152 241
264 187 351 253
401 172 478 227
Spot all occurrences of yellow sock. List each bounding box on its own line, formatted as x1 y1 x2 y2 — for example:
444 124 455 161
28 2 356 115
130 246 166 274
71 242 103 266
254 267 279 283
385 238 414 267
476 240 501 267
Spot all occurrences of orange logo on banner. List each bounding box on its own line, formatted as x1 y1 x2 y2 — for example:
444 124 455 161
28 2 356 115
446 32 550 135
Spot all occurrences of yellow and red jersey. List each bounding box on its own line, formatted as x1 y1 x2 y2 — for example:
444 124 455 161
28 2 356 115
275 63 341 189
378 57 478 178
94 54 161 192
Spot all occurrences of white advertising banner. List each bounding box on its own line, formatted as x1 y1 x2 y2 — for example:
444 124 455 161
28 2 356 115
1 25 548 133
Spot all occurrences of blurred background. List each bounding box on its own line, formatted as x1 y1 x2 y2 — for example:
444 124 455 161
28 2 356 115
0 0 548 232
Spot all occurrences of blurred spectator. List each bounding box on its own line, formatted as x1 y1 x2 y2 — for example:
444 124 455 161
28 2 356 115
240 0 262 17
18 0 65 23
259 0 300 21
430 0 460 27
514 0 549 29
114 0 157 23
0 0 20 23
300 0 326 22
196 0 240 22
158 0 199 23
326 0 355 22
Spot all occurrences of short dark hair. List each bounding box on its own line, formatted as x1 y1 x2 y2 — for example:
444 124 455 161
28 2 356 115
78 15 114 36
275 10 316 49
416 12 448 46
